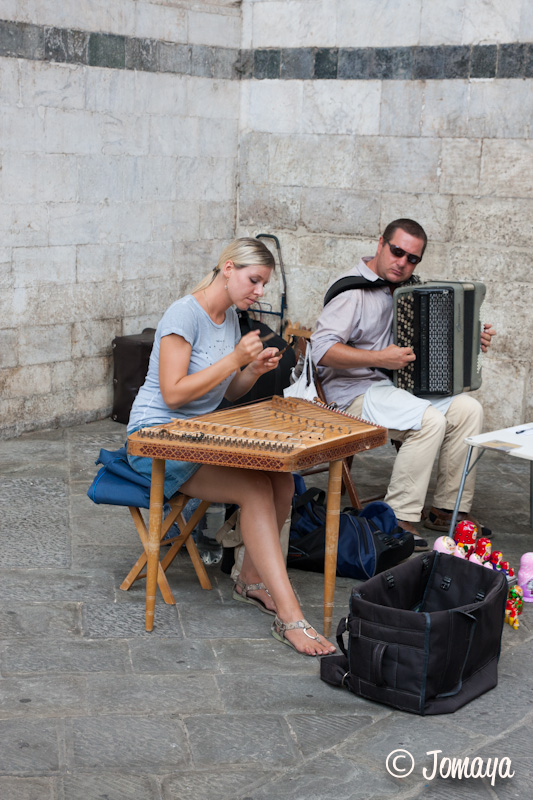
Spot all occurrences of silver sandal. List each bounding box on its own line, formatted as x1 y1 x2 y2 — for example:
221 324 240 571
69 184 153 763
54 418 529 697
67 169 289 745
232 577 275 616
271 615 322 653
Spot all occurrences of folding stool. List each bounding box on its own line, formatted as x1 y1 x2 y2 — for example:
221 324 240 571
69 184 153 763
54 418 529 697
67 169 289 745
87 447 212 604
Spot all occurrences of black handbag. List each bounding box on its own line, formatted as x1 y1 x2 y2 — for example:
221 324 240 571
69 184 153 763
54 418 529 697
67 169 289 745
320 552 508 715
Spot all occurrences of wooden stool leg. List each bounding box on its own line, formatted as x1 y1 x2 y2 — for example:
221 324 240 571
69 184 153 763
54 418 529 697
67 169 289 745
159 500 212 590
120 508 150 590
324 459 343 638
341 458 361 509
145 458 165 631
120 508 176 605
184 531 212 590
121 494 214 605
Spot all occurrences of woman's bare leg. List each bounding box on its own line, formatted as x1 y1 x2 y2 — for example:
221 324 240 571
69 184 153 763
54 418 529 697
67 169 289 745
181 465 335 656
236 470 293 613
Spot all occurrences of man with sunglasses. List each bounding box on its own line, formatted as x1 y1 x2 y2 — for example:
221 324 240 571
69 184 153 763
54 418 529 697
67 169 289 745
311 218 496 550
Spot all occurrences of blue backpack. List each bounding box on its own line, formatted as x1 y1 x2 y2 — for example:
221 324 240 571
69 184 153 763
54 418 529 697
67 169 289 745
288 476 414 581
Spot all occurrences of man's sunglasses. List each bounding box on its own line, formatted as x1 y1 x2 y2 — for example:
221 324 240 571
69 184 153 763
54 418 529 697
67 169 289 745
384 239 423 265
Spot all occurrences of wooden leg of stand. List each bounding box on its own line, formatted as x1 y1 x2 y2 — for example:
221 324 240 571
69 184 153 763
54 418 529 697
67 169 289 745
145 458 165 632
341 458 361 509
324 459 343 638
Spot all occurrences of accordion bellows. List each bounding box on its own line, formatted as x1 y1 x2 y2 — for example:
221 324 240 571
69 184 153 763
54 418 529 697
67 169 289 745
393 281 486 396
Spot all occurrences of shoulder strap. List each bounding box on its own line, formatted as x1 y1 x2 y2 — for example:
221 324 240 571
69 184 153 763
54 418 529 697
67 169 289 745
323 272 424 307
323 275 388 307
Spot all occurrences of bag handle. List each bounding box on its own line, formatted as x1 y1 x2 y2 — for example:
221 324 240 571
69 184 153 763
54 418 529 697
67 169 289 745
335 619 388 687
435 610 477 698
302 341 314 389
371 642 388 687
293 487 326 513
336 616 349 656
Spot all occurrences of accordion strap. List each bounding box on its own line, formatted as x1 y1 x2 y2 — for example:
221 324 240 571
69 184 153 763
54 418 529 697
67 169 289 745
323 276 387 306
323 273 423 307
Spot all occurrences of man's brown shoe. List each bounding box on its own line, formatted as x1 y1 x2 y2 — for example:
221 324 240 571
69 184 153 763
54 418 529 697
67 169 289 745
397 520 429 552
423 506 492 537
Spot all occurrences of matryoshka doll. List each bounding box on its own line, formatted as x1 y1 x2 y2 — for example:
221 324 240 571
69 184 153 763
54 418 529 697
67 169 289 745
508 584 524 615
433 536 457 555
474 537 492 562
518 552 533 602
453 520 478 558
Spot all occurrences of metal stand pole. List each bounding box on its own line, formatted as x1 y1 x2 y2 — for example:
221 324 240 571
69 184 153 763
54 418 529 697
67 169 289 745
448 445 485 537
530 462 533 527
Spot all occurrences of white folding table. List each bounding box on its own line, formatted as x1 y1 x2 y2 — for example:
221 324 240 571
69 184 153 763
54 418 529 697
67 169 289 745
449 422 533 535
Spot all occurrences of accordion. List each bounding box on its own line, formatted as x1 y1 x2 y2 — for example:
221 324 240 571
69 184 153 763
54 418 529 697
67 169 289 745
392 281 486 396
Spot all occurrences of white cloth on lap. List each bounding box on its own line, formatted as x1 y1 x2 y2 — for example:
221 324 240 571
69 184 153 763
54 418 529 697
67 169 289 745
361 381 454 431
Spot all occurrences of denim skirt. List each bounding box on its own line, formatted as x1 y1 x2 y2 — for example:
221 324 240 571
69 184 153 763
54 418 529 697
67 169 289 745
127 451 201 500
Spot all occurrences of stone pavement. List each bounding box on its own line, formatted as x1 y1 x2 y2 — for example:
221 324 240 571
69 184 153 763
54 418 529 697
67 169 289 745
1 418 532 800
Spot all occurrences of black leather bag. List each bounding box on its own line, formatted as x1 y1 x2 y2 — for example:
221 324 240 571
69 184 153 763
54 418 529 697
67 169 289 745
111 329 155 424
320 552 508 715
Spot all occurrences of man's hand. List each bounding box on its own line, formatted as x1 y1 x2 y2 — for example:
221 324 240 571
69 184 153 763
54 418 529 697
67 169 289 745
376 344 416 370
481 323 496 353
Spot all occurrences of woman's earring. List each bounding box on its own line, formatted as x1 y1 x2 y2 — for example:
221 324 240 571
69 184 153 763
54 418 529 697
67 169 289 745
224 280 228 290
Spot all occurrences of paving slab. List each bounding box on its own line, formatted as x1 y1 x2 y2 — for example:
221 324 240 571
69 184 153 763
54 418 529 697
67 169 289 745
67 715 191 773
0 675 88 720
0 776 57 799
85 672 223 715
0 719 61 775
184 714 299 767
60 773 160 800
0 639 131 676
0 437 68 478
160 767 272 800
0 568 115 604
1 478 70 568
0 603 81 638
217 672 369 715
286 712 378 757
212 637 320 675
81 601 183 638
236 751 397 800
128 638 218 673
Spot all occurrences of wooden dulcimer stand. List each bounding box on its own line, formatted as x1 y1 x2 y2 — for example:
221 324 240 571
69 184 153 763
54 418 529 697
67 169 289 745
127 396 387 635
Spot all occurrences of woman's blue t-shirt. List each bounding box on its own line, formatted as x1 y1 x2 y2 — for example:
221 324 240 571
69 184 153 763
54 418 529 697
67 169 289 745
127 295 240 433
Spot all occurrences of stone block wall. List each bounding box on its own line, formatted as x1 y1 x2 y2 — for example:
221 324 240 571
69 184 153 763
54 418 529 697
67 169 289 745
1 0 532 437
0 1 241 437
238 0 533 431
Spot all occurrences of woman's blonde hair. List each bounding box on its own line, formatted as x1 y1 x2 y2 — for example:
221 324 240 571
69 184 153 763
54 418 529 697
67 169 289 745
192 237 275 292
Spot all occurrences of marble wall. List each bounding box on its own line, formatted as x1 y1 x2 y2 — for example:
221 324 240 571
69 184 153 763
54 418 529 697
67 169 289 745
0 2 241 437
238 0 533 431
1 0 532 436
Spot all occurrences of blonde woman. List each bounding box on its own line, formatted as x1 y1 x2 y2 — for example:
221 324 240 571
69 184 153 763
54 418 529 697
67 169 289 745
127 238 335 656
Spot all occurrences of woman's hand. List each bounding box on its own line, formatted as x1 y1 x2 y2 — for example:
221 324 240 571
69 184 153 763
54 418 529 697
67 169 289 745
232 330 265 368
225 342 284 401
247 346 283 377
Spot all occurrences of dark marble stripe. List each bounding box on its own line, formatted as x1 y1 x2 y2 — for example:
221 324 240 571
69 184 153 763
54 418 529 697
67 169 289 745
1 20 532 81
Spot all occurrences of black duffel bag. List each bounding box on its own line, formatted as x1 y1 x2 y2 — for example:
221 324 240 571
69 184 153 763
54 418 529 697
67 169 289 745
287 477 414 580
320 551 508 715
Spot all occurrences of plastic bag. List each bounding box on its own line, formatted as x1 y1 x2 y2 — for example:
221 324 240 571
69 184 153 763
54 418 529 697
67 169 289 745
283 341 318 402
